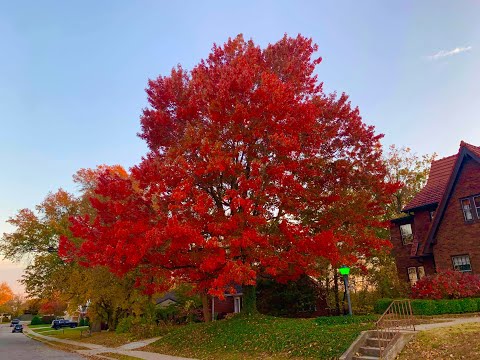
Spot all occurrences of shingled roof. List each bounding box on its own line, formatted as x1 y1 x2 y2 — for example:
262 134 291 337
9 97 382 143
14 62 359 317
406 141 480 257
403 155 457 211
403 142 480 212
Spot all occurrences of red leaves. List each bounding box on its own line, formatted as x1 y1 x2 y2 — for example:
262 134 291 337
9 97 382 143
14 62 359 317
67 34 397 297
412 271 480 299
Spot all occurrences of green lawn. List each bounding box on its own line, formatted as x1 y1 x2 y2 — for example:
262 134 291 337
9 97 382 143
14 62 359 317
29 325 90 337
29 325 134 347
143 314 376 360
28 324 52 328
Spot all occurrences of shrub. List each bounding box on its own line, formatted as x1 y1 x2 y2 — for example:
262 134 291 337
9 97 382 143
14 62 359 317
79 318 85 326
373 298 393 314
375 297 480 315
410 299 437 315
30 315 43 325
156 305 180 323
460 298 478 313
412 271 480 300
116 316 135 334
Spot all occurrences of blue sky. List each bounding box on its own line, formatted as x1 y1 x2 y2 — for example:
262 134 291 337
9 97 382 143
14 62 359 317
1 0 479 293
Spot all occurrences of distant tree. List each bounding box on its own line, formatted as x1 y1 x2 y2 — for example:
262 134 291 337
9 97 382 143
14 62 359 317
0 282 13 306
384 145 436 219
1 166 153 329
39 296 67 316
64 34 398 315
2 294 26 317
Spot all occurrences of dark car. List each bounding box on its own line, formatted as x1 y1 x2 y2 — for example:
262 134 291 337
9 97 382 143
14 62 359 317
51 319 78 330
10 319 20 327
12 324 23 333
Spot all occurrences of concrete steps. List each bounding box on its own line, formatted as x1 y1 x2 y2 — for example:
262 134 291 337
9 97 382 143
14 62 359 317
351 332 396 360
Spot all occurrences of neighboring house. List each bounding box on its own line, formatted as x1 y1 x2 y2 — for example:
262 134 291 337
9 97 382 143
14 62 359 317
209 285 243 320
156 287 243 320
390 141 480 285
155 292 180 308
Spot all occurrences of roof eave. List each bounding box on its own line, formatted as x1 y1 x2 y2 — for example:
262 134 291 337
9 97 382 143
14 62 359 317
423 148 480 251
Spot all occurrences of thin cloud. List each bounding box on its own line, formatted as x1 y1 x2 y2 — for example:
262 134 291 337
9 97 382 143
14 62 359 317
427 46 472 60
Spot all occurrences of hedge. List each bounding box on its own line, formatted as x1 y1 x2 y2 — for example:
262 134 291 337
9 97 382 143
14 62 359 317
30 315 44 325
375 298 480 316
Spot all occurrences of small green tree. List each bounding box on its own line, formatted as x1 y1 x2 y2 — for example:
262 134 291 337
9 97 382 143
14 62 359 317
30 315 43 325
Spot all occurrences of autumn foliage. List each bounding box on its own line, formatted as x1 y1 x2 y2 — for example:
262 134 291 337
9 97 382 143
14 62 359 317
61 34 398 299
0 282 14 305
39 297 68 316
412 271 480 300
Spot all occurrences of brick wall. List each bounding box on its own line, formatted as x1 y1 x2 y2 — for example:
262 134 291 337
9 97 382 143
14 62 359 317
390 216 435 284
433 158 480 272
210 296 236 314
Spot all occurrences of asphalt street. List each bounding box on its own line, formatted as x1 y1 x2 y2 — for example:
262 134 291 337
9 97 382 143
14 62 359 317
0 323 85 360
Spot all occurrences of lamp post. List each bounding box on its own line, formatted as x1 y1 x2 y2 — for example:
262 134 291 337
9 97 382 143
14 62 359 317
339 265 352 316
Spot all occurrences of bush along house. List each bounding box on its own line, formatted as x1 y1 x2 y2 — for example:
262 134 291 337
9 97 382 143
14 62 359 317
391 141 480 286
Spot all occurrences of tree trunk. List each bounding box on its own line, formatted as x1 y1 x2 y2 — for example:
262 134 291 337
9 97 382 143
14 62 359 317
201 292 211 322
241 285 257 315
333 272 340 316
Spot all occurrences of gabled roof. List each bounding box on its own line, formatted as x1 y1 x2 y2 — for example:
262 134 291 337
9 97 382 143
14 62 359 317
156 292 179 305
403 155 457 211
416 141 480 256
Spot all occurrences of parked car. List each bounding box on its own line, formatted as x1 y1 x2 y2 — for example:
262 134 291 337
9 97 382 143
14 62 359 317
10 319 20 327
51 319 78 330
12 324 23 333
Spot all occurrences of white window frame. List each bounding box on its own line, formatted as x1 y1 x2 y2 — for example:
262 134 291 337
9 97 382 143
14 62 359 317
461 198 474 222
399 223 413 245
407 267 418 286
233 296 241 313
474 196 480 219
417 266 425 280
452 255 472 272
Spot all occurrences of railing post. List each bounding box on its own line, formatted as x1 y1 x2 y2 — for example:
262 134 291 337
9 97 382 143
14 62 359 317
376 299 416 359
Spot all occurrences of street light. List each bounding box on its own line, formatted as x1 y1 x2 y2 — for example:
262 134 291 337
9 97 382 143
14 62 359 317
339 265 352 316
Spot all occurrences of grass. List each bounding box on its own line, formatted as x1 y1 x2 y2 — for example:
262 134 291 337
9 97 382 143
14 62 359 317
27 323 53 328
143 314 376 359
99 353 143 360
25 333 90 351
398 322 480 360
33 326 90 336
28 324 138 347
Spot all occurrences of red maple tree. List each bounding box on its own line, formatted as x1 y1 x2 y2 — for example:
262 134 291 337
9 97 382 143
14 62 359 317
61 34 398 315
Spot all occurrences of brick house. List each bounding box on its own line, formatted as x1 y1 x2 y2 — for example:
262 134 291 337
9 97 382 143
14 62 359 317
390 141 480 285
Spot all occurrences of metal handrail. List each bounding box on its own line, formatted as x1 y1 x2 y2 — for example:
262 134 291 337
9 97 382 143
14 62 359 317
375 299 415 359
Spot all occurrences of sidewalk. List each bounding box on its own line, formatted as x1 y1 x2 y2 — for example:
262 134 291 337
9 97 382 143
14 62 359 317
415 316 480 331
24 327 195 360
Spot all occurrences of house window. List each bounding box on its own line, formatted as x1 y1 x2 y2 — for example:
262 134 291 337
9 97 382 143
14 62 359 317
399 224 413 245
452 255 472 272
417 266 425 280
407 267 418 285
474 196 480 219
461 198 474 221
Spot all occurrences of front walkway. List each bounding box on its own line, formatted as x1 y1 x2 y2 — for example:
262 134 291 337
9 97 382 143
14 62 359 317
415 316 480 331
24 327 195 360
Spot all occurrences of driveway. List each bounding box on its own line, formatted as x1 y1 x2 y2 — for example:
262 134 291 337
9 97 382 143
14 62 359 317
0 323 85 359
